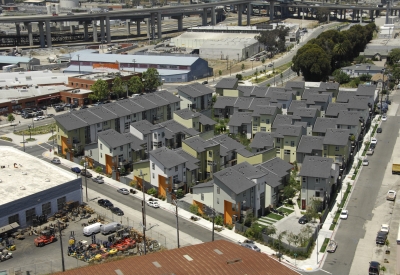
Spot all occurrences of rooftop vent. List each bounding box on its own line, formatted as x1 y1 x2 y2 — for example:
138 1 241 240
114 270 124 275
22 171 27 175
226 258 242 265
183 255 193 261
20 186 26 190
45 178 50 182
214 249 223 255
152 261 162 268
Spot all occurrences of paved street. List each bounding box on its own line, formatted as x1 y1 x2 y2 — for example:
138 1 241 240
306 91 400 275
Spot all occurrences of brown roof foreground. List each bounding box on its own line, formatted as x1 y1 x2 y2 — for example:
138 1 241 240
53 240 300 275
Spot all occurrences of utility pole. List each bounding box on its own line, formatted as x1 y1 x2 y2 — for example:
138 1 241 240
140 170 147 255
22 133 25 152
172 199 180 248
58 220 65 272
83 157 88 202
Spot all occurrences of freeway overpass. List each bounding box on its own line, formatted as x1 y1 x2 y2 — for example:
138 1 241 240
0 0 398 48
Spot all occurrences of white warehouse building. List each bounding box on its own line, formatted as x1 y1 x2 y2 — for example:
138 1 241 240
0 147 82 229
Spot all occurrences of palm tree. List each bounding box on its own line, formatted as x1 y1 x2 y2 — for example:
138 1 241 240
333 43 346 68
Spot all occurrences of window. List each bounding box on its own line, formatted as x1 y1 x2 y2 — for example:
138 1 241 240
276 147 281 154
284 149 290 155
97 123 100 127
201 194 204 200
217 187 220 194
42 202 51 215
152 163 155 170
347 125 351 129
261 127 266 132
100 153 103 158
120 146 123 151
217 198 219 204
276 138 281 143
266 119 270 124
193 122 196 128
100 144 102 149
25 208 36 224
162 132 165 138
335 146 339 151
315 191 321 197
103 121 108 126
154 133 157 139
302 177 306 183
124 122 129 130
175 166 178 172
152 173 155 178
126 115 130 120
57 197 66 211
133 113 136 118
290 141 295 147
324 145 327 150
208 151 212 157
8 214 19 225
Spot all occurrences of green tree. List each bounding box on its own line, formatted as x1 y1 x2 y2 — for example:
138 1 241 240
261 57 266 64
214 215 223 226
263 224 277 238
285 232 297 250
127 75 144 94
315 7 330 22
292 43 331 81
142 68 161 91
241 64 245 71
189 204 199 215
89 79 109 101
7 113 15 124
283 185 296 200
236 74 243 80
219 70 222 76
112 76 125 99
388 48 400 65
280 72 283 85
333 70 350 84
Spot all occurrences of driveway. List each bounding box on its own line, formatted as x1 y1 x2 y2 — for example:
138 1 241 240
275 215 317 238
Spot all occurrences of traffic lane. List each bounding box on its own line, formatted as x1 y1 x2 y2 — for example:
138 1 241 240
321 117 399 275
85 178 229 243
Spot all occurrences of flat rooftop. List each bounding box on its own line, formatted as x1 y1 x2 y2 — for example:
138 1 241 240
0 147 76 206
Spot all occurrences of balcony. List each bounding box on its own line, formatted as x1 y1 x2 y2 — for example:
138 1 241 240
173 180 185 190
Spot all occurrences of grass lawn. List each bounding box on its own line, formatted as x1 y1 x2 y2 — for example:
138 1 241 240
320 238 330 253
15 123 56 136
258 218 273 225
278 207 294 215
283 203 294 209
266 213 284 221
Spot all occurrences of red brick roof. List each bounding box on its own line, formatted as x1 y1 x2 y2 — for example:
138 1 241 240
54 240 300 275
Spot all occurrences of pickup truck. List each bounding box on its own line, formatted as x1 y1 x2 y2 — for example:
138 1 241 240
376 231 388 245
386 190 397 201
380 224 390 233
326 240 338 253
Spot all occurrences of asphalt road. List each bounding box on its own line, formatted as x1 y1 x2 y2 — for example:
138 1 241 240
0 140 228 244
306 94 400 275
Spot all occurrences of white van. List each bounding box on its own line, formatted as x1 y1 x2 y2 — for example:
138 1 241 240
100 222 122 235
83 222 102 236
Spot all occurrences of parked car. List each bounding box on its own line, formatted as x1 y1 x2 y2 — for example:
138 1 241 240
380 224 390 233
326 240 338 253
98 199 113 209
382 115 387 121
80 105 88 110
366 148 374 155
51 157 61 164
370 143 376 149
376 231 388 245
268 63 273 67
377 127 382 133
147 201 160 208
369 261 380 275
80 170 93 178
92 176 104 184
371 138 378 145
386 190 396 201
340 210 348 219
71 167 81 173
47 114 54 118
298 215 308 224
110 207 124 216
240 243 261 252
201 81 208 85
33 116 44 121
362 158 369 166
117 188 129 195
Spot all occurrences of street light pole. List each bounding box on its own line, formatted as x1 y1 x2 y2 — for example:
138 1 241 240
58 220 65 272
51 128 54 150
173 198 180 248
22 133 25 152
83 158 88 202
273 63 276 86
140 170 147 255
28 125 32 139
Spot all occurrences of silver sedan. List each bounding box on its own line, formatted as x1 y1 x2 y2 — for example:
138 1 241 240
117 188 129 195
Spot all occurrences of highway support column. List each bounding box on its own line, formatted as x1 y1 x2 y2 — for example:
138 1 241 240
270 0 275 21
24 22 33 46
15 23 21 45
100 18 105 43
136 20 141 35
83 21 89 41
177 16 183 32
202 8 208 26
247 3 251 26
238 5 242 26
106 16 111 44
93 21 98 42
45 20 52 48
211 7 216 26
126 19 131 35
38 21 45 48
157 12 162 39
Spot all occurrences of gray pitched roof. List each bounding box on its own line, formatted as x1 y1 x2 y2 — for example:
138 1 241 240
288 100 307 113
336 90 357 103
346 96 370 110
228 112 252 127
183 136 214 153
323 128 351 146
258 157 293 178
130 120 155 135
269 91 293 101
174 109 216 126
299 156 333 178
319 82 339 90
98 129 134 148
313 117 337 133
272 114 294 129
214 166 256 194
251 105 278 116
274 124 303 138
337 110 362 126
341 63 384 72
257 166 282 188
356 84 376 97
54 112 88 131
213 96 237 109
158 119 199 139
234 97 255 110
175 148 200 171
198 114 216 126
237 86 269 97
248 98 277 110
325 102 348 117
293 107 318 118
208 134 245 157
231 161 266 179
297 136 324 153
305 93 330 104
285 81 305 89
215 78 238 89
122 132 146 151
177 82 214 98
236 148 254 157
150 146 187 169
192 181 214 188
250 132 274 149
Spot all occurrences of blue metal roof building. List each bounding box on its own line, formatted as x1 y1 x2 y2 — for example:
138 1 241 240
64 53 212 83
